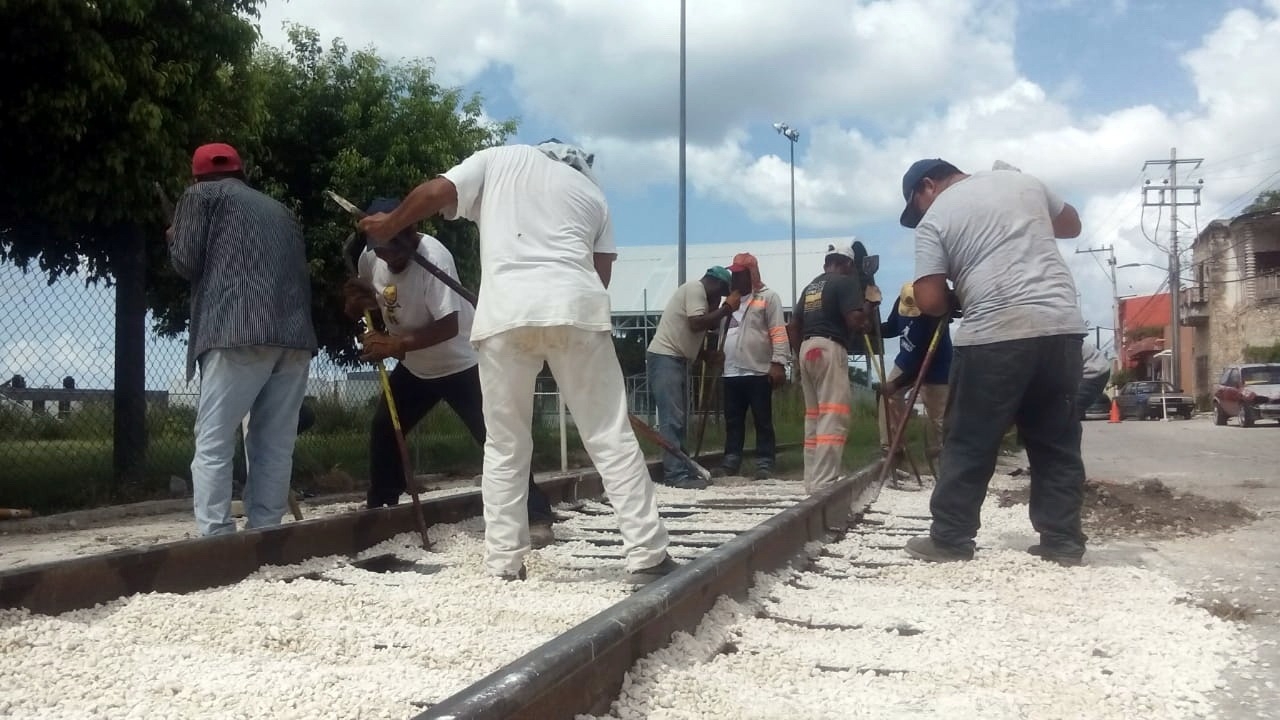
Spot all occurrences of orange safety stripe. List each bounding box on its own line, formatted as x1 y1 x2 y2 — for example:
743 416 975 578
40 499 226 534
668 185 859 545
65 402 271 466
813 434 847 447
768 326 789 340
818 402 851 415
803 440 817 448
805 409 819 418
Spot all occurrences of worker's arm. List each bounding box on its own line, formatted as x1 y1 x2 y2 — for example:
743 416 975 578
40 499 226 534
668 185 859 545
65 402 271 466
765 292 791 366
787 311 803 357
593 253 616 288
359 177 459 243
913 275 950 318
395 311 461 353
168 187 208 280
688 302 735 332
592 209 618 288
1052 202 1082 239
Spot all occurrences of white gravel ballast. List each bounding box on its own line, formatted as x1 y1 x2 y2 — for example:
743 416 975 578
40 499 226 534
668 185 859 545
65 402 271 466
0 481 802 720
590 484 1258 720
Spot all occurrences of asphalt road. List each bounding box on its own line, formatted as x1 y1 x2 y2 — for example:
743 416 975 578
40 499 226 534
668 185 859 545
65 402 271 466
1080 414 1279 720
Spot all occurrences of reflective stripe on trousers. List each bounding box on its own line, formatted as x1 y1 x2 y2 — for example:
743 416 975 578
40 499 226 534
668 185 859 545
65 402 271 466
799 337 852 494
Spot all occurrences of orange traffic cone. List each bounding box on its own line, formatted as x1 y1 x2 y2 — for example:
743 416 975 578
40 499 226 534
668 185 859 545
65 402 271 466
1108 398 1121 423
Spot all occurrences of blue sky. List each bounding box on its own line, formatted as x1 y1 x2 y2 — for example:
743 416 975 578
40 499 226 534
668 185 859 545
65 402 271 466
4 0 1279 391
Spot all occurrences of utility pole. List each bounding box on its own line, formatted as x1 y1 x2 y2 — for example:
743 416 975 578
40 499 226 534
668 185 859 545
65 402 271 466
1076 245 1119 368
1142 148 1203 390
677 0 686 285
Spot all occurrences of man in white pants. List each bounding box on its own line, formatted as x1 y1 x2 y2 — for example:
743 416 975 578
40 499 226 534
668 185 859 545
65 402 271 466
359 139 673 584
168 143 317 536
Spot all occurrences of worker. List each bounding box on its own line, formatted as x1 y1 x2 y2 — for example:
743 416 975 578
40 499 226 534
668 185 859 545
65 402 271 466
646 266 746 488
786 244 869 494
168 143 317 537
343 197 557 548
1077 344 1112 420
878 282 953 467
713 253 790 480
357 139 673 585
898 157 1087 566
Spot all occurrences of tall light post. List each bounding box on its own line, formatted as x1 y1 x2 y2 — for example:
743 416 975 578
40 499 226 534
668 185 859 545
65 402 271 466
677 0 687 285
773 122 799 303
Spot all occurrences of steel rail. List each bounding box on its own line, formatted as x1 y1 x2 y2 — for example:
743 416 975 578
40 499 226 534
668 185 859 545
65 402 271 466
417 460 884 720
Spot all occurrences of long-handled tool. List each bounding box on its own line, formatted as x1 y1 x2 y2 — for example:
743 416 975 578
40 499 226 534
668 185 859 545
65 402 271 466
692 316 730 459
328 189 713 486
862 318 948 512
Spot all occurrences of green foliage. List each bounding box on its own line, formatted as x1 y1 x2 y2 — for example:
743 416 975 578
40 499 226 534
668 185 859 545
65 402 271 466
147 25 518 364
1243 342 1280 363
1110 368 1135 388
613 329 650 377
1124 325 1164 342
1244 190 1280 214
0 0 263 280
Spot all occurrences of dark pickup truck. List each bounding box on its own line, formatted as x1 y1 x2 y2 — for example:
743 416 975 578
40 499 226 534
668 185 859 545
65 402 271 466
1116 381 1195 420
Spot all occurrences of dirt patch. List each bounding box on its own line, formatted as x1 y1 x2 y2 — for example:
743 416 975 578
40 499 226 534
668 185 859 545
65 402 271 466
995 478 1257 538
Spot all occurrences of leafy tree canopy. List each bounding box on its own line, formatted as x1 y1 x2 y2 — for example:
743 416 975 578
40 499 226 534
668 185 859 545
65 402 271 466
1244 189 1280 214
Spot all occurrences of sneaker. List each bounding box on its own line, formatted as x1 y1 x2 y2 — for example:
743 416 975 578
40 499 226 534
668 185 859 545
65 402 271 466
627 555 681 586
1026 544 1083 567
664 476 708 490
905 536 974 563
529 522 555 550
500 566 527 582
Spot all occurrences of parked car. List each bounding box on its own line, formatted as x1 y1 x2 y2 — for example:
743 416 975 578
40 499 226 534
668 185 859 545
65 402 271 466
1083 392 1112 420
1213 363 1280 427
1115 381 1195 420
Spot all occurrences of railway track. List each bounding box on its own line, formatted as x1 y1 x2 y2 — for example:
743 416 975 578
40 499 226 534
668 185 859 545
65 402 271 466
0 455 883 719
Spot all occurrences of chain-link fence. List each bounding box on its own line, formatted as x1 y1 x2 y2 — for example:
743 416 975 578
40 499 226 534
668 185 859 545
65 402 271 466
0 262 616 513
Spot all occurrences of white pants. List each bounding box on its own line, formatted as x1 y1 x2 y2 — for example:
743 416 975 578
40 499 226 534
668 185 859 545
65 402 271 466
191 346 310 536
476 326 669 576
877 366 950 456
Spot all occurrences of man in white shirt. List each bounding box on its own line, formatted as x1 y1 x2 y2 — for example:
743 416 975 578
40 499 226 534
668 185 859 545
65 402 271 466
358 141 672 585
1077 344 1112 421
344 197 556 547
900 157 1088 567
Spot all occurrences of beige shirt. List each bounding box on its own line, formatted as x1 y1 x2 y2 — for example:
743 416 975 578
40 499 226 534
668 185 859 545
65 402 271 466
648 280 710 360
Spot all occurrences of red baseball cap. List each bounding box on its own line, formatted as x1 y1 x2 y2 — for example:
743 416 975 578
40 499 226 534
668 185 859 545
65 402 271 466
726 263 747 273
191 143 243 176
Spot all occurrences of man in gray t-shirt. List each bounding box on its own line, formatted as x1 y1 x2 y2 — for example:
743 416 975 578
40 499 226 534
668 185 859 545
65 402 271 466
898 158 1089 566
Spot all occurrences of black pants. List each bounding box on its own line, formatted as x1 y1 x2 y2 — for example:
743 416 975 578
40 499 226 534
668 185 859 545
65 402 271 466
721 375 776 471
368 364 553 523
1075 371 1110 421
931 335 1087 556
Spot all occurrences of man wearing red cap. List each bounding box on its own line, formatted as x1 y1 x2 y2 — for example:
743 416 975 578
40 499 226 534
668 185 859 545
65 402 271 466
168 142 317 537
712 253 789 480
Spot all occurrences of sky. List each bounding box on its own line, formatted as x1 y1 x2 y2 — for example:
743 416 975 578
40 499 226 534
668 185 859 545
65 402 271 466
4 0 1280 392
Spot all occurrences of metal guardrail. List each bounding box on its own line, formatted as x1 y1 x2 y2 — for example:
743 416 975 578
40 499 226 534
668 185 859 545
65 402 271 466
418 461 882 720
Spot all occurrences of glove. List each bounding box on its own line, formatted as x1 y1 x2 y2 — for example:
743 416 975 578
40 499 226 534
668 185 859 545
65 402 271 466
359 331 405 363
946 289 963 319
723 290 743 312
343 278 379 321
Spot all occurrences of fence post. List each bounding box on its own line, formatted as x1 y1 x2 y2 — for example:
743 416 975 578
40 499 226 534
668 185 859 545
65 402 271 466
113 223 148 487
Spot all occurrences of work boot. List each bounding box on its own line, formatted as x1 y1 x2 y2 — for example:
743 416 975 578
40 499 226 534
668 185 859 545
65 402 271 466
529 521 555 550
664 476 708 490
1026 544 1084 567
905 536 974 563
627 554 681 587
500 565 527 582
753 466 773 481
710 466 733 479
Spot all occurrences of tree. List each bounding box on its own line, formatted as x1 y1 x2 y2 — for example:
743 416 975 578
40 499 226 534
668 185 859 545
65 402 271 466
1244 189 1280 214
147 26 517 365
0 0 263 485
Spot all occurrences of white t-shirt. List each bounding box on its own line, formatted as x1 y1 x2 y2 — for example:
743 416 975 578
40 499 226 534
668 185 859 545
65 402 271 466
722 304 756 378
647 280 711 361
440 145 616 343
914 170 1086 346
358 234 478 380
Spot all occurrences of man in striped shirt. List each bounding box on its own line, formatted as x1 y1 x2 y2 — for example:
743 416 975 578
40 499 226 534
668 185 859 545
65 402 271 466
168 143 318 536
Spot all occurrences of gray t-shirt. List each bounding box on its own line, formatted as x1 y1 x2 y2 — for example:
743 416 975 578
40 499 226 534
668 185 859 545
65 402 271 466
914 170 1086 346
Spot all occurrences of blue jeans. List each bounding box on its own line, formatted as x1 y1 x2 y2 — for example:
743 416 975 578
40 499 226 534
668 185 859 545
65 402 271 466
646 351 691 484
192 346 311 536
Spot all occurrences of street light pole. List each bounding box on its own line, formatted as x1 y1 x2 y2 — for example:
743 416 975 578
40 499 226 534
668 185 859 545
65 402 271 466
773 122 799 302
677 0 686 285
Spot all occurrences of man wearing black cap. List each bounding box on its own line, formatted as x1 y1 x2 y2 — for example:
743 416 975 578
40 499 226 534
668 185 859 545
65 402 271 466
168 143 317 536
786 244 869 495
897 157 1087 566
343 198 557 547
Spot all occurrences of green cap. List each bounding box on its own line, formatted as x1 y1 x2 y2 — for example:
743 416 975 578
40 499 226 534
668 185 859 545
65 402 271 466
705 266 731 286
